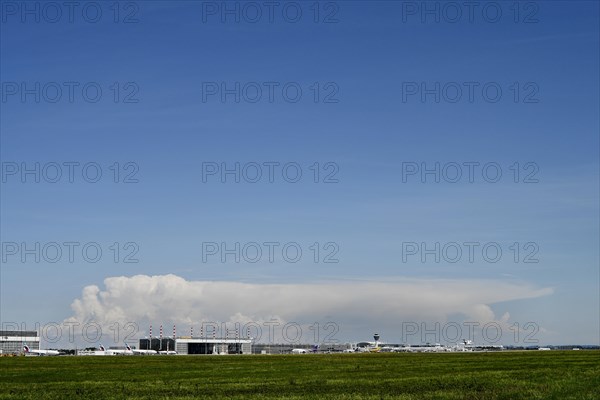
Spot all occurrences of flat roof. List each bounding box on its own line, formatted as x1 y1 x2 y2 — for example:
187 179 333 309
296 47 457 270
176 338 252 344
0 331 38 336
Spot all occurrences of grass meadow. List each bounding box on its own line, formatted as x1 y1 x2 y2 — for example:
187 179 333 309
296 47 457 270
1 351 598 399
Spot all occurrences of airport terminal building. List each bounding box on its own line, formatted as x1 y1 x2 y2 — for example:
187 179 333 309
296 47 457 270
0 330 39 355
139 337 252 354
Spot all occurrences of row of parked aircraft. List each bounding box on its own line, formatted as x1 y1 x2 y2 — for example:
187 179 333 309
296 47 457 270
350 340 504 353
23 344 177 356
290 345 320 354
287 340 495 354
89 344 177 355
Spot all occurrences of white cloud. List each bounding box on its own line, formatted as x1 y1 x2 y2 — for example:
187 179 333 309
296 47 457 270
64 274 552 344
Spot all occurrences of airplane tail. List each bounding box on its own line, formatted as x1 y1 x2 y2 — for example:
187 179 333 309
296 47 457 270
23 345 30 353
125 343 132 351
99 345 106 351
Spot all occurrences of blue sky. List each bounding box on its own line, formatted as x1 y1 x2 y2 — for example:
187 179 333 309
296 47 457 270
1 1 598 346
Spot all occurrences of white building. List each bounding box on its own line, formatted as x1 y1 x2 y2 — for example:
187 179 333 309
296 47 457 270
174 337 252 355
0 330 39 355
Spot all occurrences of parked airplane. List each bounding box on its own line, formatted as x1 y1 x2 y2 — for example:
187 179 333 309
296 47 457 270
291 348 308 354
77 347 111 356
379 346 403 352
23 345 60 356
99 344 132 355
404 343 448 352
354 341 385 353
452 340 503 352
126 344 157 355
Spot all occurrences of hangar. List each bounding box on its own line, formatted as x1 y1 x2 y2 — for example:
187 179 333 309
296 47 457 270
175 337 252 355
138 337 176 353
0 330 39 355
138 336 252 355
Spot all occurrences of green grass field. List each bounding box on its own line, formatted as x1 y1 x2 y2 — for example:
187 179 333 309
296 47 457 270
1 351 598 399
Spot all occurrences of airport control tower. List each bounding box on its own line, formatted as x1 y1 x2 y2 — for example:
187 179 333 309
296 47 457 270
374 333 380 347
